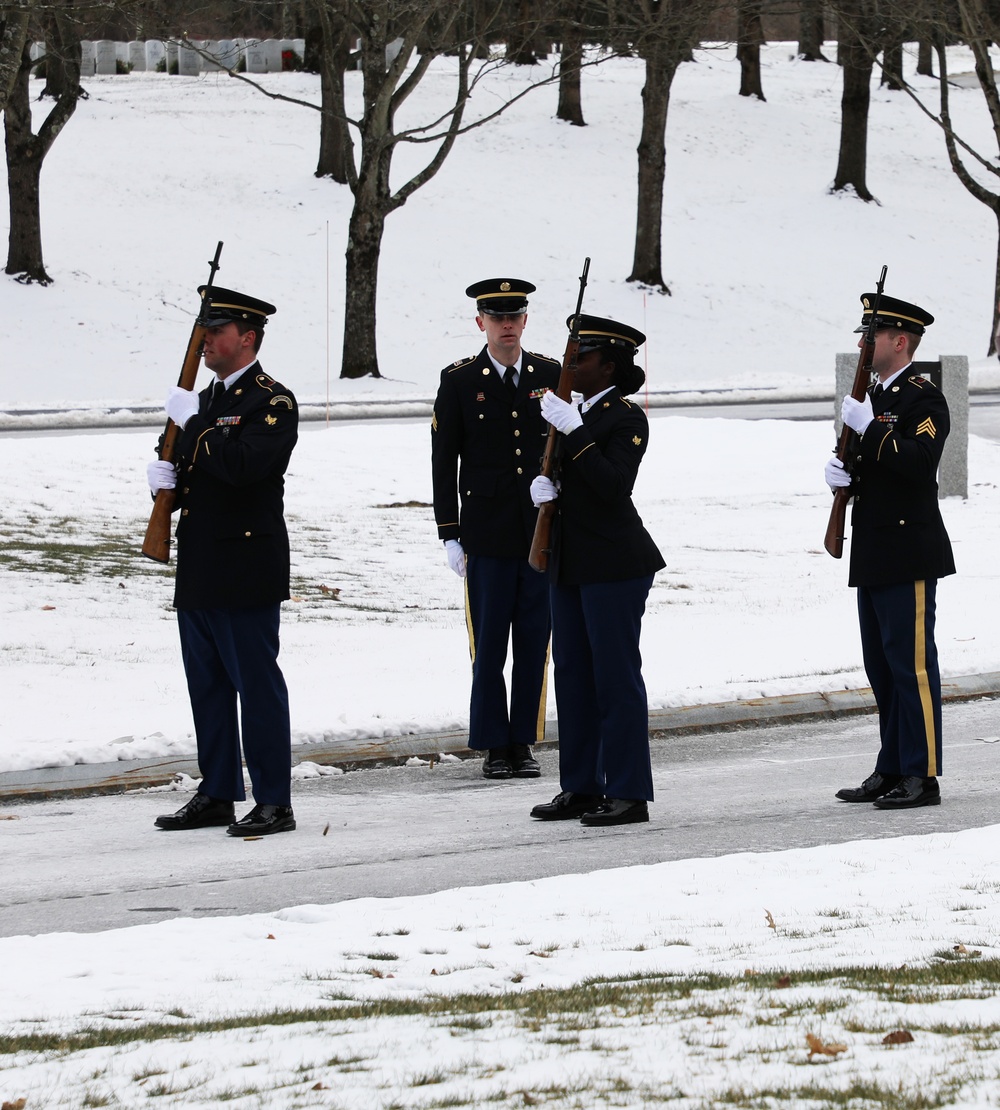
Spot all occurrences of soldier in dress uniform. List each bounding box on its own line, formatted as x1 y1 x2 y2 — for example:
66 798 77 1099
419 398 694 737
826 292 955 809
147 286 299 836
431 279 561 778
528 315 665 827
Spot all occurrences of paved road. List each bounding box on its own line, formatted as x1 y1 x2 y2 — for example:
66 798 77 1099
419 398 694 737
3 699 997 938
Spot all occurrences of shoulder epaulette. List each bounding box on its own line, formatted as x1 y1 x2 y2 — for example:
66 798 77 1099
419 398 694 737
907 374 937 390
524 349 559 363
255 372 277 392
446 355 477 373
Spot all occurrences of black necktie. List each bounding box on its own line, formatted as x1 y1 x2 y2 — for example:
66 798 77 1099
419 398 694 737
872 382 883 400
503 365 517 401
211 380 225 406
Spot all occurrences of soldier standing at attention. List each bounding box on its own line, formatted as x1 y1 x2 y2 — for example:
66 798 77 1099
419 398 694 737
147 286 299 836
431 279 561 779
527 316 664 827
826 292 955 809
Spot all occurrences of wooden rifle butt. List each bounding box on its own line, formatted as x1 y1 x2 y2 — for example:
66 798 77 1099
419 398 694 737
528 501 556 573
141 488 176 563
823 488 849 558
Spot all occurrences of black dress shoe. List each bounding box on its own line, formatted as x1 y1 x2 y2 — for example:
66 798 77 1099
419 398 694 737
155 792 235 831
482 749 513 779
835 771 902 803
873 776 941 809
530 791 603 820
509 744 541 778
580 798 649 827
227 804 296 837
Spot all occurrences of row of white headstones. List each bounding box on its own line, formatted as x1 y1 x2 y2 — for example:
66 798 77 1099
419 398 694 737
28 38 308 76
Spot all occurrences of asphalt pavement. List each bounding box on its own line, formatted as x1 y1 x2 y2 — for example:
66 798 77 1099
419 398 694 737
2 687 998 939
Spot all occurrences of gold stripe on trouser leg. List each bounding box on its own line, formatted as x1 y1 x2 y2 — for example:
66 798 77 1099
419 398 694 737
913 580 937 777
464 577 476 665
534 638 551 742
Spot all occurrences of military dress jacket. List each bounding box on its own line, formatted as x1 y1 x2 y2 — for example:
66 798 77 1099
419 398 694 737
431 345 560 558
172 362 298 611
552 388 665 586
847 373 955 589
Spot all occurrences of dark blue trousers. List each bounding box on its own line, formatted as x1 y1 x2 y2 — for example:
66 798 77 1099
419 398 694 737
177 604 291 805
464 553 550 750
857 579 942 778
550 575 655 801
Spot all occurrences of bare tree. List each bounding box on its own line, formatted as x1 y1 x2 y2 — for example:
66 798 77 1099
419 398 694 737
0 1 35 113
830 0 878 200
556 0 586 125
623 0 710 292
4 3 82 283
736 0 765 100
798 0 829 60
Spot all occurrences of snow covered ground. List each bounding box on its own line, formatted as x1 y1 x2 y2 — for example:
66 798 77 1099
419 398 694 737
3 41 1000 1109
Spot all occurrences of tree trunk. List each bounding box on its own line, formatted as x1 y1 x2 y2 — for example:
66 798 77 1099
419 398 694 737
341 185 386 378
507 0 539 65
0 6 31 113
880 39 905 90
5 57 51 282
992 203 1000 357
315 12 352 182
916 38 935 76
556 21 585 126
737 0 766 101
628 44 677 292
798 0 828 60
832 3 875 201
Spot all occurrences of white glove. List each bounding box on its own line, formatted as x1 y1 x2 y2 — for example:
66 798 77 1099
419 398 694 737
530 474 560 507
147 459 177 493
166 385 200 429
541 390 583 435
842 394 874 435
824 456 852 490
444 539 466 578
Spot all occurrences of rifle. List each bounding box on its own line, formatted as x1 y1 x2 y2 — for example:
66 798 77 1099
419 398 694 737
528 256 590 574
141 241 224 563
823 263 887 558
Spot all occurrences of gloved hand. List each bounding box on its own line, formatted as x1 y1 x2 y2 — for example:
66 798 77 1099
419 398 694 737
166 385 200 429
842 393 874 436
530 474 560 507
824 456 852 490
147 459 177 493
444 539 466 578
541 390 583 435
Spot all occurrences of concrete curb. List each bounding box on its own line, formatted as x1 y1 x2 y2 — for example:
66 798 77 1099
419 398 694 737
2 673 997 803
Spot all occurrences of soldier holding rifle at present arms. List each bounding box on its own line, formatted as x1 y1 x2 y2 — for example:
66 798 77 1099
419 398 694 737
148 286 299 836
826 292 954 809
529 315 664 827
431 279 561 780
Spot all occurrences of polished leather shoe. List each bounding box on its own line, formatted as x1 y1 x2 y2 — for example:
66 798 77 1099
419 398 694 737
227 804 296 836
530 791 603 820
873 776 941 809
155 792 235 831
482 748 513 779
580 798 649 826
509 744 541 778
835 771 902 803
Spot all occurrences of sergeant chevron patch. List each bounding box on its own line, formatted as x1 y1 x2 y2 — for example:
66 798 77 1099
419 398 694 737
917 417 937 438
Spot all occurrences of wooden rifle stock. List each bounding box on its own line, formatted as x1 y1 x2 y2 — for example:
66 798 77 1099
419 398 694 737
823 264 887 558
528 257 590 573
141 241 224 563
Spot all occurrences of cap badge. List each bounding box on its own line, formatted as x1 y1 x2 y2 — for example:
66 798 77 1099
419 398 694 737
500 282 511 292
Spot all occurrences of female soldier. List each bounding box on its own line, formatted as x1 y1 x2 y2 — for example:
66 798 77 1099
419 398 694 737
528 315 664 827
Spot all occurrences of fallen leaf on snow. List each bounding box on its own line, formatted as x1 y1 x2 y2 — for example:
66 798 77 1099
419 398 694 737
883 1029 915 1045
774 975 791 989
764 909 777 931
807 1033 848 1058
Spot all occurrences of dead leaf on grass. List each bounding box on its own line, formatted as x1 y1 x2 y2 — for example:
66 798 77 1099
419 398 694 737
806 1033 848 1058
883 1029 915 1045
